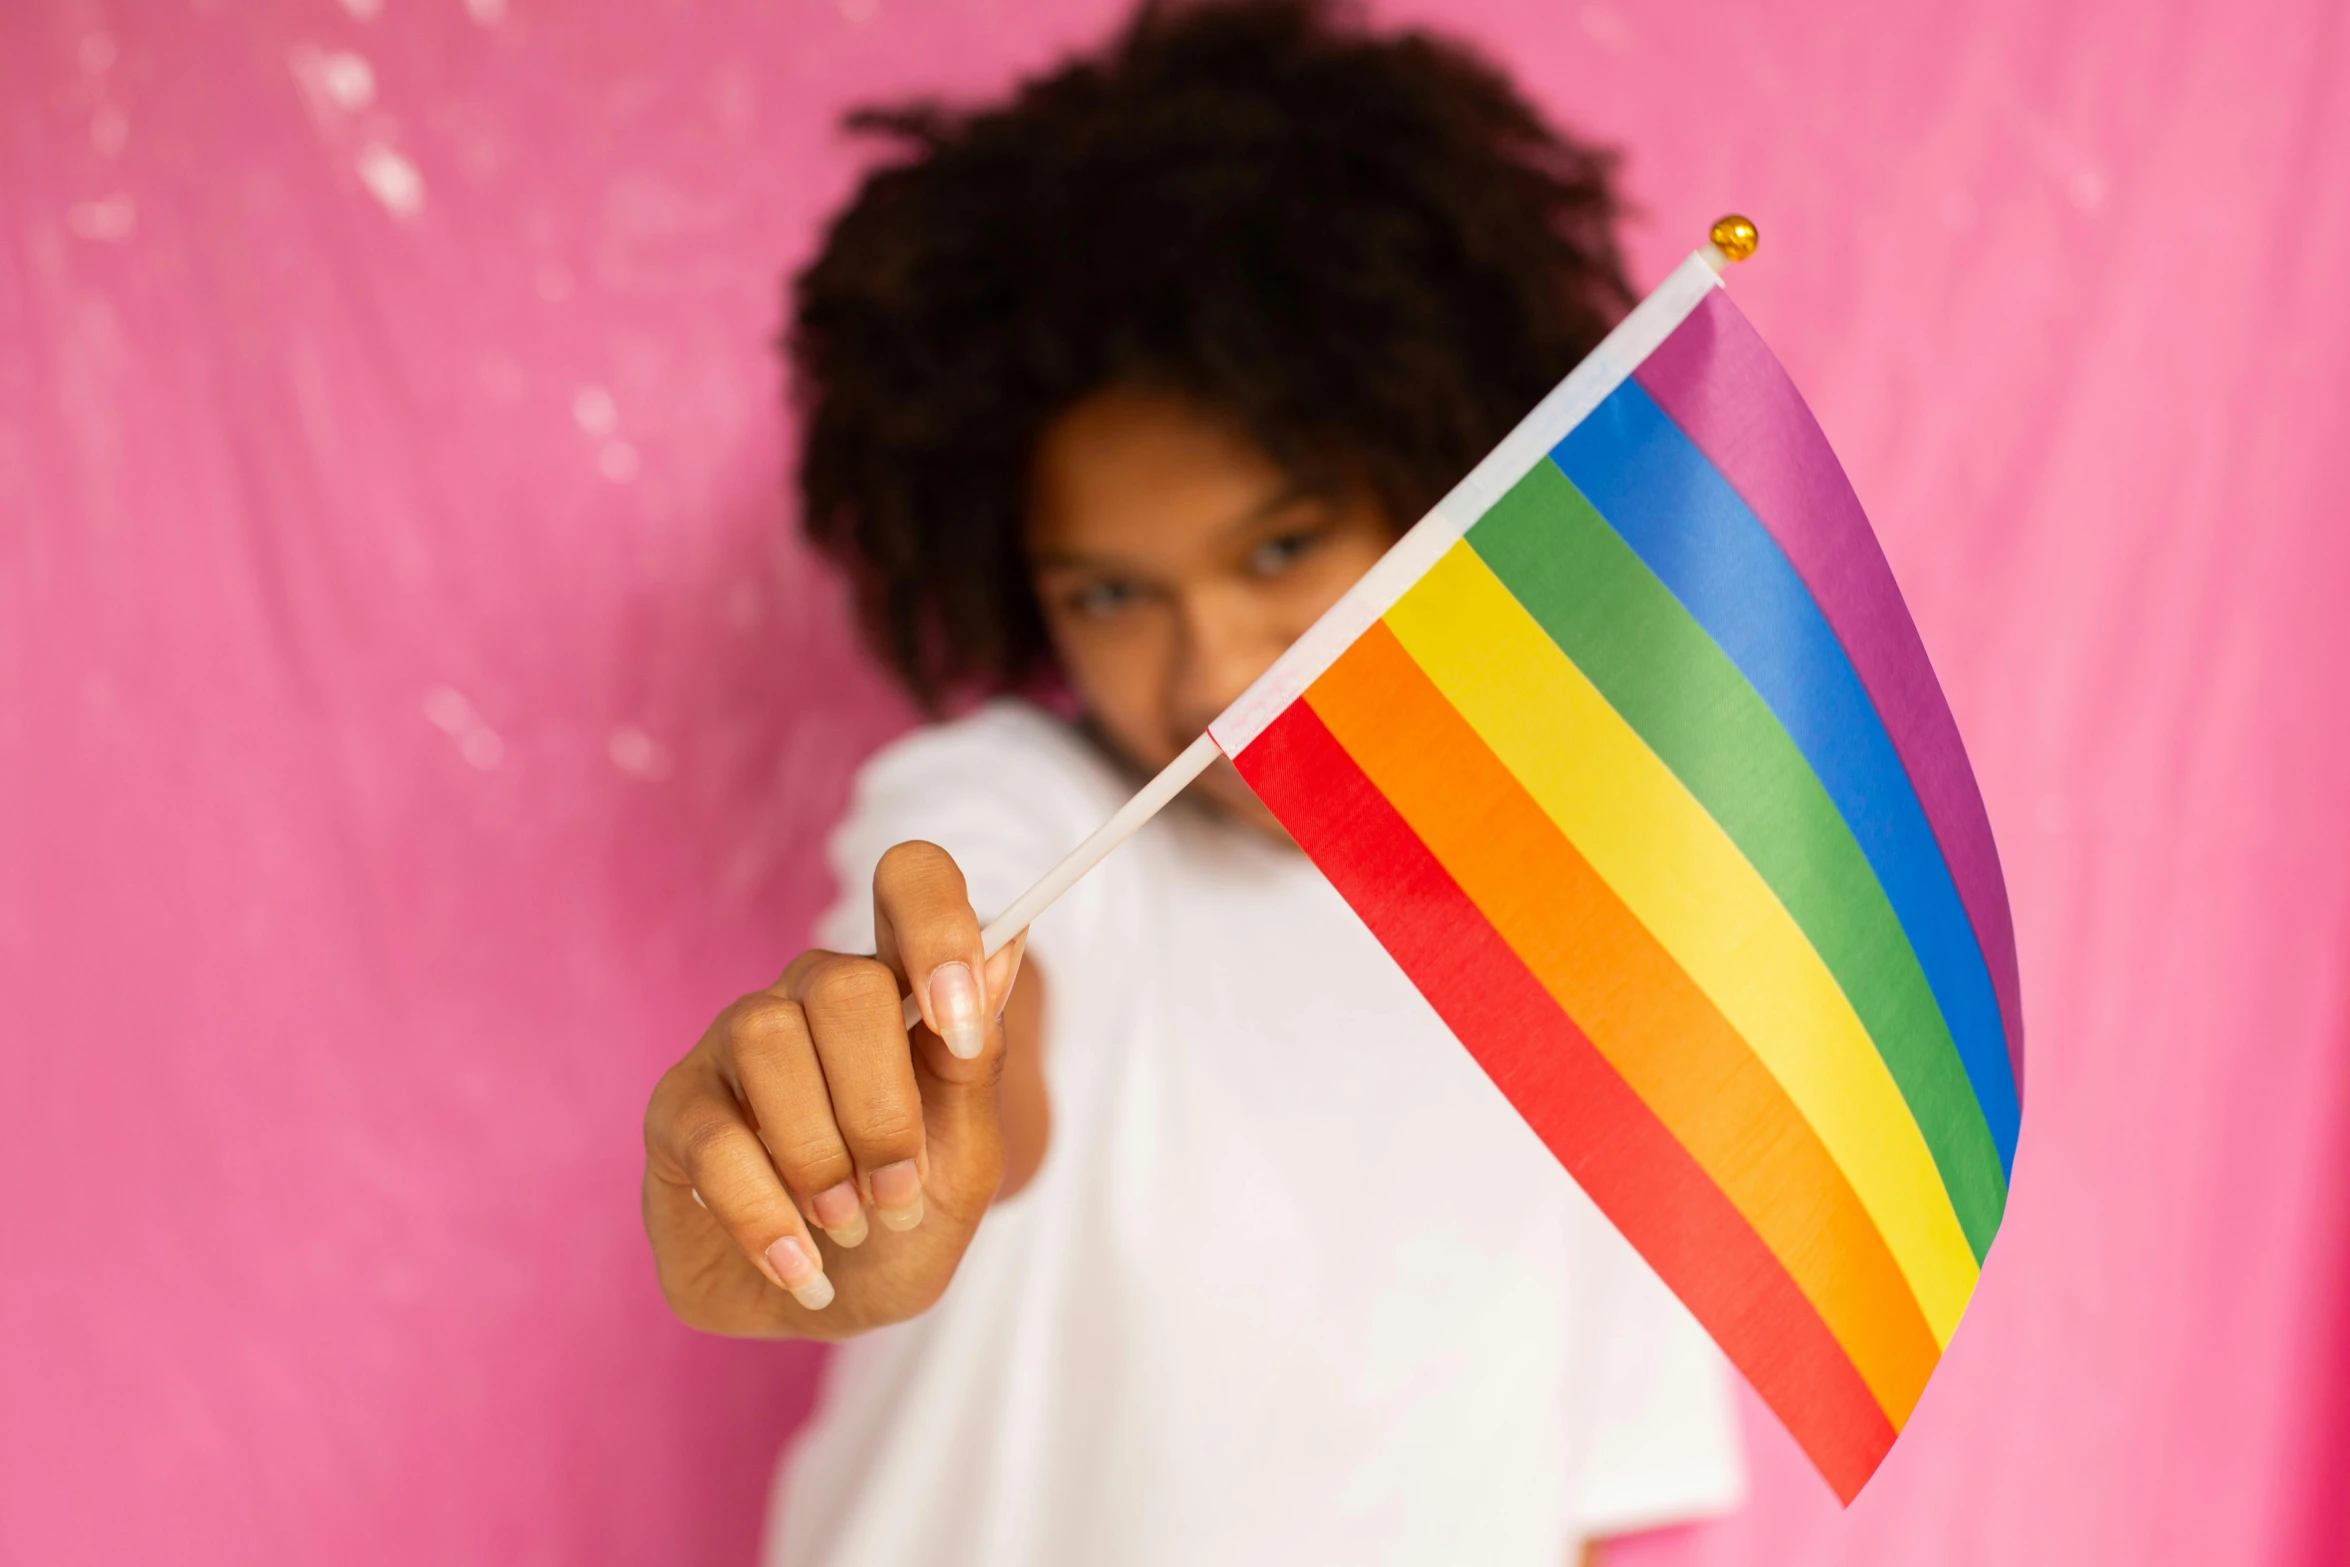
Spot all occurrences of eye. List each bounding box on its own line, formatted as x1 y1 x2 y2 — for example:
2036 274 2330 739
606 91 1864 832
1064 579 1143 619
1247 527 1323 577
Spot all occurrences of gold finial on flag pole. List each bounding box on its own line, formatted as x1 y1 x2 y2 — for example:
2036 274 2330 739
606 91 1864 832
1705 214 1759 271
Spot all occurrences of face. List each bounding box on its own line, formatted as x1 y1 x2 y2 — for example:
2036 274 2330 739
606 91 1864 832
1026 387 1400 838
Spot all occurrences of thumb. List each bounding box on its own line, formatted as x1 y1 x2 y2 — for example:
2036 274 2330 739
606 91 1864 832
909 932 1029 1209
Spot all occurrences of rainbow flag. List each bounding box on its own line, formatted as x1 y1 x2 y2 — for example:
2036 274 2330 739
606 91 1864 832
1211 251 2024 1501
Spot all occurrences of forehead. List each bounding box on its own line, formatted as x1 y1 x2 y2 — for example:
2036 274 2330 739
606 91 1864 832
1025 387 1298 565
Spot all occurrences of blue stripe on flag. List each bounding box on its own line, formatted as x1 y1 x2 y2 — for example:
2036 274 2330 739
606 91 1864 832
1553 380 2020 1174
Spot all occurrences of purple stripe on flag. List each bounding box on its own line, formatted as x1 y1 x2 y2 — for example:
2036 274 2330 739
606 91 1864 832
1635 289 2025 1099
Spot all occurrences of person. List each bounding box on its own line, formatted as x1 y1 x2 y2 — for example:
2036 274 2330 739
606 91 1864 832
640 2 1745 1561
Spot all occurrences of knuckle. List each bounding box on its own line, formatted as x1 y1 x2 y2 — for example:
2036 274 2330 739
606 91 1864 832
675 1105 748 1176
646 1060 723 1158
842 1099 924 1157
644 1062 689 1144
801 955 901 1017
728 996 807 1057
768 1131 853 1188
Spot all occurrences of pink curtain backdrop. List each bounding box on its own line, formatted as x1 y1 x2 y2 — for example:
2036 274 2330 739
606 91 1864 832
5 0 2347 1561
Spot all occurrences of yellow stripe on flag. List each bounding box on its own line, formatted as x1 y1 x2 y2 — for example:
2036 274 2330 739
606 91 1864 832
1386 542 1979 1342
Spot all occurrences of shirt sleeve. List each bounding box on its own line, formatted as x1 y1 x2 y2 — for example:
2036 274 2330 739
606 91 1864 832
812 702 1124 983
1565 1214 1749 1540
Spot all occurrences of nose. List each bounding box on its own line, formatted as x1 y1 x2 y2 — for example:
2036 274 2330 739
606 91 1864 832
1167 585 1282 737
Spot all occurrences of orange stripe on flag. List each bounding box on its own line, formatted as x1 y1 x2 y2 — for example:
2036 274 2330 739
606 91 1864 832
1306 621 1941 1427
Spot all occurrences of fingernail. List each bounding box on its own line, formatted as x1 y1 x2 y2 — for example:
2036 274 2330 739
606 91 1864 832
871 1159 925 1231
812 1180 860 1227
928 961 986 1059
813 1181 868 1248
765 1236 833 1309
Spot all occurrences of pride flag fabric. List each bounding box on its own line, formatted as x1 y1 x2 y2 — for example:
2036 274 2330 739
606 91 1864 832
1209 253 2024 1501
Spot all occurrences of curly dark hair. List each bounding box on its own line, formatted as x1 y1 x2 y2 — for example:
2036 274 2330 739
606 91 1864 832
788 0 1633 707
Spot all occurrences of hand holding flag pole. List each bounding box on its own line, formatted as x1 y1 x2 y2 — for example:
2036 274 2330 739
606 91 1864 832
897 214 2025 1505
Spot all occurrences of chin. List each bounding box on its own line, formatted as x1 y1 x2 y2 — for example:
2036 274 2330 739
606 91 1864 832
1189 755 1296 846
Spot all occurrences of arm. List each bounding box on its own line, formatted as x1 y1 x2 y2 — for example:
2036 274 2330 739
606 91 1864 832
640 841 1049 1340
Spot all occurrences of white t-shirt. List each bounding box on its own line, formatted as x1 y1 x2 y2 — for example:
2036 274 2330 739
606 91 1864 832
765 701 1743 1567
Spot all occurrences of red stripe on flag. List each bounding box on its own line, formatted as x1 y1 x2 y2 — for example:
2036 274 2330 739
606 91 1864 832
1236 698 1898 1502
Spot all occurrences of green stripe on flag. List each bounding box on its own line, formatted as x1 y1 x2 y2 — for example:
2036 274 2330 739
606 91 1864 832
1467 458 2008 1260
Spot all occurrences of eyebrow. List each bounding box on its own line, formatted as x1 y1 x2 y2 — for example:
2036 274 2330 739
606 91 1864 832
1028 479 1329 571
